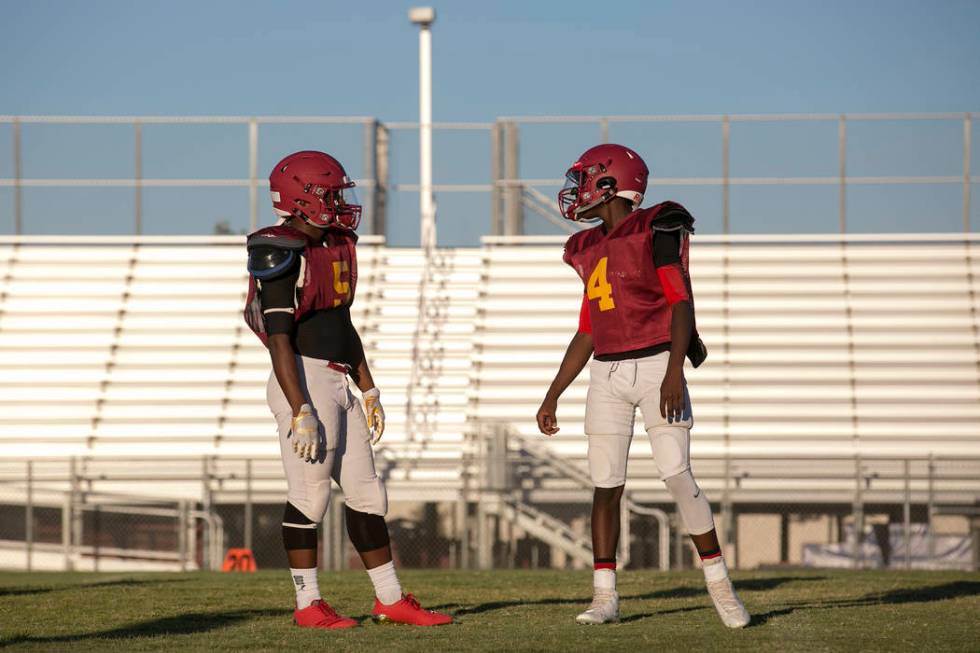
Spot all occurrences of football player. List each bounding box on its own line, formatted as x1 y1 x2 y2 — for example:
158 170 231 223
536 144 750 628
244 151 451 629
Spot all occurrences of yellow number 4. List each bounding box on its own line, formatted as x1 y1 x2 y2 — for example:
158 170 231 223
587 256 615 311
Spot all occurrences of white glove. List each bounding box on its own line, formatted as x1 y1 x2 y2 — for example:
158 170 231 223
290 403 319 461
363 388 385 445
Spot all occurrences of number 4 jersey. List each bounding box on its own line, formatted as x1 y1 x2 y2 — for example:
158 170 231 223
563 201 698 358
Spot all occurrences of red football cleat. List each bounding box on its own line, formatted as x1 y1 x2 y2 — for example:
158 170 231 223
371 593 453 626
293 599 359 629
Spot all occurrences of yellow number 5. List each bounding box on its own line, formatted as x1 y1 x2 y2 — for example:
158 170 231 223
587 256 615 311
333 260 351 306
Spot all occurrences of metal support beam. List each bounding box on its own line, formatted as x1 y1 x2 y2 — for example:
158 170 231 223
599 117 609 144
13 117 22 235
721 115 730 234
903 459 911 570
134 121 142 235
362 119 387 237
25 461 33 572
839 114 847 234
503 121 522 235
965 113 972 232
490 121 503 236
927 454 935 564
853 455 863 569
244 459 253 551
248 119 258 232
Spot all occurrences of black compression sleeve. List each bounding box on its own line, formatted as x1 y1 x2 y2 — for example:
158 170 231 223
652 229 682 268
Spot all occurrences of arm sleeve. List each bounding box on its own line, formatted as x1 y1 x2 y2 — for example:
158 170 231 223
652 230 690 306
258 267 300 335
577 293 592 334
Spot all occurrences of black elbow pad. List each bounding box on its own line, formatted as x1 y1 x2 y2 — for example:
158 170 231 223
247 245 298 280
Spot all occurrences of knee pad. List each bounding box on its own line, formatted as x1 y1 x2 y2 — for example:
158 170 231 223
646 425 691 480
288 479 332 524
344 505 391 552
588 435 631 488
282 502 319 550
343 477 388 517
664 470 715 536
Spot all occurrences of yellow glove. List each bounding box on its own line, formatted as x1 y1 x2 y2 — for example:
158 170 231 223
363 388 385 445
290 403 318 462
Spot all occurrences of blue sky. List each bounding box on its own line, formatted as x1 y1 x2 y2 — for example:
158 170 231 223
1 0 978 243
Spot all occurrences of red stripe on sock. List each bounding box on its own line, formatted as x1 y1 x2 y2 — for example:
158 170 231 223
594 562 617 571
699 551 722 561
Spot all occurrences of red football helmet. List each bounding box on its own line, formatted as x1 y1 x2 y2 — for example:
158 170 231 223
558 144 649 220
269 151 362 229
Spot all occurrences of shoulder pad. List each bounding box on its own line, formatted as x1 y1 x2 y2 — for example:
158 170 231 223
324 225 359 244
650 202 695 233
247 245 299 280
246 225 308 251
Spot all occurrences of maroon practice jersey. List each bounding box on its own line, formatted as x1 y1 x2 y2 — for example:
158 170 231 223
244 224 358 346
563 202 694 356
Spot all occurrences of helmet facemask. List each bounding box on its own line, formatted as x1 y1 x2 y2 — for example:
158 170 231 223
558 163 616 221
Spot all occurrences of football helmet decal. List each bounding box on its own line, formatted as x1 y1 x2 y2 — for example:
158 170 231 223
558 144 649 220
269 150 362 230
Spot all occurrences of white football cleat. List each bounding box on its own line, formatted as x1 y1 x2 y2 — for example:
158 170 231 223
706 576 750 628
575 589 619 625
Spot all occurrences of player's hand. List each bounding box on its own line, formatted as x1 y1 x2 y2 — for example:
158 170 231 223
660 367 686 424
536 397 560 436
289 403 319 462
363 387 385 445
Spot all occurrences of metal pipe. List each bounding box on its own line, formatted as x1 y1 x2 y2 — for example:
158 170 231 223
248 119 258 232
927 453 935 565
62 492 72 571
965 114 972 232
721 115 730 234
904 459 911 570
490 121 502 236
410 7 437 251
599 117 609 144
134 120 142 235
853 454 863 569
244 459 253 551
25 461 33 572
178 500 188 572
13 117 22 235
363 120 377 235
839 114 847 234
503 122 521 235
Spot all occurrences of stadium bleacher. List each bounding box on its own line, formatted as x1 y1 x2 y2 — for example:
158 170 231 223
0 233 978 507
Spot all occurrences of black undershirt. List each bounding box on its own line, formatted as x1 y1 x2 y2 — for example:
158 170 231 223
257 262 362 367
593 228 683 362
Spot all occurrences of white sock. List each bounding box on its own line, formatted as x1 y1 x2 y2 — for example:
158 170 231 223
290 567 321 609
367 560 403 605
593 568 616 592
702 556 729 583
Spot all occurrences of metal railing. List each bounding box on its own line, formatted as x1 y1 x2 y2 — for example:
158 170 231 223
2 112 976 238
1 450 977 571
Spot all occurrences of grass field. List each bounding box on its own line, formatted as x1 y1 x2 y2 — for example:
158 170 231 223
1 569 978 651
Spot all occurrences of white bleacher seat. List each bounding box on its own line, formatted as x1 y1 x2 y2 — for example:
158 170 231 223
0 234 976 502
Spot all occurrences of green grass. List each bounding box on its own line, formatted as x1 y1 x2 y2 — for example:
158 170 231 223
0 569 978 651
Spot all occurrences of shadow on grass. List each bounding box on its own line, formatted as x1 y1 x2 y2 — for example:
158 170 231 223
444 576 821 618
0 577 191 598
0 608 283 648
751 581 980 627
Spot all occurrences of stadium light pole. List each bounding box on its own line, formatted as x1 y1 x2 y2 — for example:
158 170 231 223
410 6 436 251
